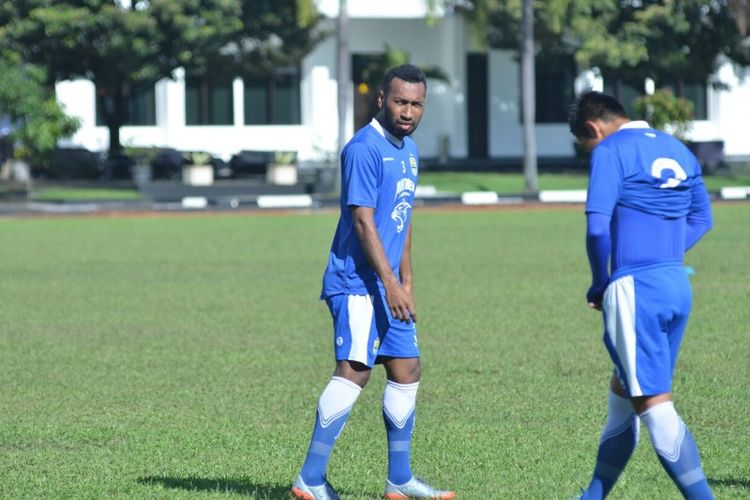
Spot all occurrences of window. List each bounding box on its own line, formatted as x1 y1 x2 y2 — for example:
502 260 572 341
244 67 301 125
96 84 156 126
185 77 234 125
533 54 576 123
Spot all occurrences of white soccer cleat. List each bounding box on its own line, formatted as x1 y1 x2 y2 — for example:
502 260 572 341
290 475 340 500
384 476 456 499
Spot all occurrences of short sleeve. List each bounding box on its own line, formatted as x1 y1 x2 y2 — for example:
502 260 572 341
342 142 381 208
585 145 623 216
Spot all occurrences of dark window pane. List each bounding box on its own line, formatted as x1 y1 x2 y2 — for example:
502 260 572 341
210 84 233 125
96 84 156 126
244 67 301 125
534 54 576 123
185 80 200 125
185 76 233 125
273 73 300 124
682 82 707 120
244 81 268 125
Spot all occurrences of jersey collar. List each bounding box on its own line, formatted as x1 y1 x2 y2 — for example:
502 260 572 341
370 118 404 148
618 120 651 130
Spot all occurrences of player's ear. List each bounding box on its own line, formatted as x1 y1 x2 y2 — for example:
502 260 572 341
376 90 385 110
585 120 604 140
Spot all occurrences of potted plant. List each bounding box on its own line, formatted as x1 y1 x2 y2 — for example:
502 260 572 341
266 150 298 186
124 145 158 185
182 151 214 186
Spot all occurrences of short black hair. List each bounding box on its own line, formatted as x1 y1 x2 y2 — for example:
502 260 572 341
569 90 628 139
382 64 427 95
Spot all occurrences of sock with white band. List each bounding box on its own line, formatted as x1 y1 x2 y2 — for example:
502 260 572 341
640 401 713 499
582 390 640 499
383 380 419 485
299 376 362 486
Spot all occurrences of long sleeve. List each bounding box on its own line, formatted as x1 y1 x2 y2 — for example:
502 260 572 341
586 212 612 303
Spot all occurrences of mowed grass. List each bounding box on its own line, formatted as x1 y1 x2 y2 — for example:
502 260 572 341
1 204 748 499
418 171 750 193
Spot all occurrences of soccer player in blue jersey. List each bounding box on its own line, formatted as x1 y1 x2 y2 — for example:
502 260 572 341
291 65 455 500
569 90 714 499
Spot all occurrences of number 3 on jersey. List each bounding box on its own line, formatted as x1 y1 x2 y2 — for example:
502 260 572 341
651 158 687 189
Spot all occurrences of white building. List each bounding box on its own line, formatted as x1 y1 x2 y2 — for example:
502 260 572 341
55 0 750 167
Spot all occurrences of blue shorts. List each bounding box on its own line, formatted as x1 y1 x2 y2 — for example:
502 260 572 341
325 293 420 367
601 263 692 397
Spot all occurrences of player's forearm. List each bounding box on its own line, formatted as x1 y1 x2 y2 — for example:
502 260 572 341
586 213 612 289
685 185 713 251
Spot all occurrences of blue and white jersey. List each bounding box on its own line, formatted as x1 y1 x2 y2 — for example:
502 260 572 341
321 118 419 299
585 121 711 275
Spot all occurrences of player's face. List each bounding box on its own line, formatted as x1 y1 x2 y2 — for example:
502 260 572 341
377 77 426 138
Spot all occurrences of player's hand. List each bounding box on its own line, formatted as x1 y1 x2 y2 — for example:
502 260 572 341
586 285 605 311
385 282 417 324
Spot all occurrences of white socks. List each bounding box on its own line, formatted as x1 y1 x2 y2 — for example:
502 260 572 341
601 390 640 443
317 376 362 428
383 380 419 429
640 401 685 461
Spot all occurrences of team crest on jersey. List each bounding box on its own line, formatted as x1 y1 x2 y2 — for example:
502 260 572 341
392 177 415 233
409 156 418 176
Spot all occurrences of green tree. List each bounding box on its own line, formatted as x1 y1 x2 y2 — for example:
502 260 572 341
571 1 750 96
211 0 327 78
0 0 242 156
0 54 79 171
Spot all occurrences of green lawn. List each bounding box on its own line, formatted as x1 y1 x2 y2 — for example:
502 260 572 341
418 171 750 194
1 205 748 499
20 170 750 202
30 187 143 201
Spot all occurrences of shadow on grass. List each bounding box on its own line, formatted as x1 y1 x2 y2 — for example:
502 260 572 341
139 476 292 499
708 476 750 489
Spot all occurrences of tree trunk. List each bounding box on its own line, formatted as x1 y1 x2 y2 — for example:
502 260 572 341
521 0 538 193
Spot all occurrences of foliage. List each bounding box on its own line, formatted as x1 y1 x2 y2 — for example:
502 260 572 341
572 0 750 88
358 45 450 89
0 206 748 498
213 0 329 78
185 151 212 166
444 0 750 87
0 0 244 155
273 151 297 165
123 145 160 167
0 57 79 168
634 89 695 140
0 0 326 156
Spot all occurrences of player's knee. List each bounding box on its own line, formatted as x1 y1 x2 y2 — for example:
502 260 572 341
334 360 372 388
640 401 684 458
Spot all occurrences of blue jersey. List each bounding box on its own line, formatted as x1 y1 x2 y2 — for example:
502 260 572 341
585 121 712 276
321 119 419 299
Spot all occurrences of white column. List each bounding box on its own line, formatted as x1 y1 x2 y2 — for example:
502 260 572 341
233 76 245 126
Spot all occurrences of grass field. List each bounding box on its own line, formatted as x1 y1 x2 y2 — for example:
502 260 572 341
1 204 748 499
22 170 750 202
417 171 750 194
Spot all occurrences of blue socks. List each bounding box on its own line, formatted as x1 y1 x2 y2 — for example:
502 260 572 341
383 380 419 485
582 391 640 499
299 376 362 486
641 402 713 499
299 378 421 488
